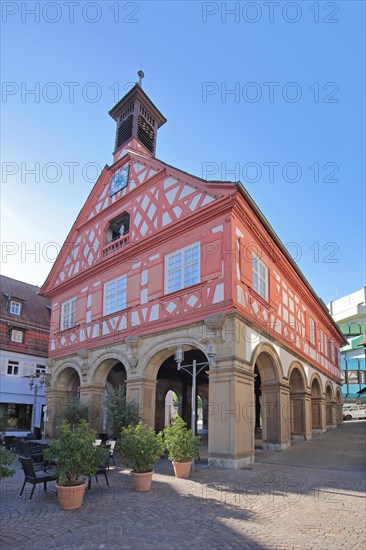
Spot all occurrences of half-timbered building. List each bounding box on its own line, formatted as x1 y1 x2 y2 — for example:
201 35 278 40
40 82 345 467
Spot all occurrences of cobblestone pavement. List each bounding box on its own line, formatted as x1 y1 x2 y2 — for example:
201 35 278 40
1 421 365 550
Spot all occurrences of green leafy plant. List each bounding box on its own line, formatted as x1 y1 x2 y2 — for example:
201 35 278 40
58 397 90 431
44 420 108 486
118 422 164 473
163 416 200 462
0 447 15 479
105 384 141 437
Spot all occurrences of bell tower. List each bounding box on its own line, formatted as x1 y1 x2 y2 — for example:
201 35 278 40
109 71 167 158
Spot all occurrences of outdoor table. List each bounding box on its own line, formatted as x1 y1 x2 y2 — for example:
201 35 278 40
28 439 51 447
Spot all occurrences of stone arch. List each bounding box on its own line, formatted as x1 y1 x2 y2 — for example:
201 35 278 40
89 350 132 386
250 343 284 383
140 335 209 381
53 360 82 393
46 361 82 438
288 363 308 439
250 343 288 450
309 373 324 396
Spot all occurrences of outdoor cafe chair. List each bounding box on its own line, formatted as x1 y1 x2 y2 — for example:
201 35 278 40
19 456 57 501
88 447 110 490
106 440 116 467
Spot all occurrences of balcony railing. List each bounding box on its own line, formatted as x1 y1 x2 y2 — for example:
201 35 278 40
103 233 130 257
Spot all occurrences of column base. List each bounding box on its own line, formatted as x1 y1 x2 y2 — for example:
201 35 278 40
262 442 290 451
327 424 337 430
208 455 254 469
312 428 326 435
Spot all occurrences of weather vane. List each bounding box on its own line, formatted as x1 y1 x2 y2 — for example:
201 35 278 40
137 69 144 87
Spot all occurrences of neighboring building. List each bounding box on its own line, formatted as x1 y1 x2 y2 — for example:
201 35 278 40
40 81 345 468
328 288 366 401
0 275 51 435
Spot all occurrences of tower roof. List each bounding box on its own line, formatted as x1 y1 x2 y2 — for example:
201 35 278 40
109 83 167 127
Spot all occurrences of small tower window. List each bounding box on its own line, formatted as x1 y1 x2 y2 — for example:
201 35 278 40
106 213 130 243
137 116 155 153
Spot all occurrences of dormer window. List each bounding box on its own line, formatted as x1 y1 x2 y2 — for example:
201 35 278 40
106 213 130 243
10 301 21 315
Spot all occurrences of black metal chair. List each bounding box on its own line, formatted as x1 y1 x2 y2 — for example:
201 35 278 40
88 449 110 490
19 456 57 500
106 440 116 467
20 441 44 462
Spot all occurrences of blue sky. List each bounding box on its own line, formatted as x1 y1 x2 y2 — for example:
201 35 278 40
1 0 365 304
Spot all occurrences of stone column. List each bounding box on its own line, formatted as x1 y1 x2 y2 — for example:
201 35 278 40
326 399 337 429
261 382 291 450
79 384 105 434
208 361 255 469
289 390 312 441
126 378 157 428
44 388 68 438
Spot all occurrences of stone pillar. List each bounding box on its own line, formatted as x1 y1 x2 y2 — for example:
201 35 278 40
289 390 312 441
44 388 68 438
208 362 255 469
304 392 313 440
311 396 326 433
326 399 337 429
79 384 105 434
126 378 157 428
261 382 291 450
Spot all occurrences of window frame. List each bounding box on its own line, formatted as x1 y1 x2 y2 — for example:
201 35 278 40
309 317 316 345
103 274 127 316
164 242 201 295
10 329 24 343
60 298 77 331
7 361 19 376
251 253 269 302
10 301 21 315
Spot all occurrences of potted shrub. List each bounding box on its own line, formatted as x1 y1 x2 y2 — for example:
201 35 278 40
163 416 201 478
118 422 163 491
44 420 108 510
0 447 15 479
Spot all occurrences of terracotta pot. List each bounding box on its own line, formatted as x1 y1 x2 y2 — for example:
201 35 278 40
56 481 86 510
172 461 192 478
131 470 154 491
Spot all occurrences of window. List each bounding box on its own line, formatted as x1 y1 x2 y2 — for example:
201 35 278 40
309 317 316 345
10 301 21 315
333 345 339 365
106 213 130 243
61 298 77 330
327 338 333 360
7 361 19 375
104 275 127 315
165 243 200 294
36 364 46 374
347 370 359 383
11 329 23 343
252 254 269 301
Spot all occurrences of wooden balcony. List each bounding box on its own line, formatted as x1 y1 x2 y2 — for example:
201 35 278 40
103 233 130 257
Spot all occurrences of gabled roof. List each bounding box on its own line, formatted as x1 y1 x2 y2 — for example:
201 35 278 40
40 151 237 295
1 275 51 329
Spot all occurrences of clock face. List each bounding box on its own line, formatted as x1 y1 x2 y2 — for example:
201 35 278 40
109 164 129 196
